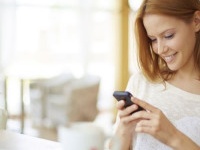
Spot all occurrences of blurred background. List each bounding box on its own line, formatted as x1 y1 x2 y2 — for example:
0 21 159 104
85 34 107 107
0 0 142 141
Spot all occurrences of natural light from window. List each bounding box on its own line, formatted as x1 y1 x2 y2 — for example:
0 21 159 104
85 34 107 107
0 0 120 114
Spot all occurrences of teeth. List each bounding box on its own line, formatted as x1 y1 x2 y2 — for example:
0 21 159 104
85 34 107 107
164 54 174 62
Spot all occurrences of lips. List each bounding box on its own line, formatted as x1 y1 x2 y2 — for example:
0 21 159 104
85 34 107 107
163 53 177 63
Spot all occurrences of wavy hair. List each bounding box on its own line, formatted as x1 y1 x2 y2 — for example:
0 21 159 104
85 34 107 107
134 0 200 82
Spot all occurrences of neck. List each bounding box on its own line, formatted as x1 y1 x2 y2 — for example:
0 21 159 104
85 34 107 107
168 68 200 95
174 67 200 81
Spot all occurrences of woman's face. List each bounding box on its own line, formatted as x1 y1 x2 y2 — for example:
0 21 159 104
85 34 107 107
143 13 198 71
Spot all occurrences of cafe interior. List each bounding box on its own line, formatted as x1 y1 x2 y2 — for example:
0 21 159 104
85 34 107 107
0 0 142 143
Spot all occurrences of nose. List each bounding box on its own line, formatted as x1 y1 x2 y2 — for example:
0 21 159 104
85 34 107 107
157 40 165 55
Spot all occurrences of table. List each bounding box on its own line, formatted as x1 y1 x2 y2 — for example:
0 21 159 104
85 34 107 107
0 130 62 150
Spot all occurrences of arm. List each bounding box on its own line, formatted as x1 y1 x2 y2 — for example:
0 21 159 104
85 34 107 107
114 126 133 150
132 98 200 150
169 129 200 150
109 132 133 150
109 100 140 150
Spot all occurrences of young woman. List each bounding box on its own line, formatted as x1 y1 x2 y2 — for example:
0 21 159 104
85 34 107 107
113 0 200 149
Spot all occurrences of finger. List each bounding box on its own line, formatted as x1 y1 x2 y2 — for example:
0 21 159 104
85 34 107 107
116 100 125 110
121 116 141 124
135 122 159 136
135 125 152 134
135 119 154 133
136 119 152 128
131 110 152 120
119 104 139 118
132 97 157 112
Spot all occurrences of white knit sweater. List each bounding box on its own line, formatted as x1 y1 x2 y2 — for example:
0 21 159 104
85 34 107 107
114 72 200 150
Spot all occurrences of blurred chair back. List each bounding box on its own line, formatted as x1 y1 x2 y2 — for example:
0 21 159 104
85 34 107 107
67 75 100 122
46 75 101 126
0 108 7 129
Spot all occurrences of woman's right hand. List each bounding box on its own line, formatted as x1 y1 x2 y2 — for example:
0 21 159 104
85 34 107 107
114 98 141 149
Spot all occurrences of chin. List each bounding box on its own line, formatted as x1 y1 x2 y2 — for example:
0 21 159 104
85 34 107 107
167 65 179 71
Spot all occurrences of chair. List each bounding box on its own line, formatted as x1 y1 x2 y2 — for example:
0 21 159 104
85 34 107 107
0 108 7 129
29 72 75 126
46 75 101 127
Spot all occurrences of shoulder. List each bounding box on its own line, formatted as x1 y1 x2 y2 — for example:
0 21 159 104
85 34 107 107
128 71 147 84
126 71 162 99
126 71 150 91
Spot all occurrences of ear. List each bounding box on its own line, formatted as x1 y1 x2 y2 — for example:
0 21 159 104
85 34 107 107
193 11 200 32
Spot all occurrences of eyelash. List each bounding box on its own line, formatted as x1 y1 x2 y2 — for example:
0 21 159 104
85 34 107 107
150 38 157 43
150 34 174 43
165 34 174 39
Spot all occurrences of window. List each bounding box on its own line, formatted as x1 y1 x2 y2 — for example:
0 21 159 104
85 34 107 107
0 0 121 113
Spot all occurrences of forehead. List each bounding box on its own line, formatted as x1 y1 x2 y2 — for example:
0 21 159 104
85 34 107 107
143 14 184 36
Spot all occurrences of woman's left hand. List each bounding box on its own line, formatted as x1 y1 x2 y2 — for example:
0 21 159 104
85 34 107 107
131 97 178 147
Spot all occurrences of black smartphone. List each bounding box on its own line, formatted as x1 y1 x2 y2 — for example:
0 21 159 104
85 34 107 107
113 91 144 111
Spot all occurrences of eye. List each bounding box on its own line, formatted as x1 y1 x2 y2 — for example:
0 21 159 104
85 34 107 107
149 37 157 43
165 34 174 39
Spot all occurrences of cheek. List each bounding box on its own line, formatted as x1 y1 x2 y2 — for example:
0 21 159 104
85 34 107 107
167 34 186 52
174 35 196 54
176 28 197 53
168 39 181 51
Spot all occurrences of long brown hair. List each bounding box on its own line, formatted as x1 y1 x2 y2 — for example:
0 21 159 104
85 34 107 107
134 0 200 82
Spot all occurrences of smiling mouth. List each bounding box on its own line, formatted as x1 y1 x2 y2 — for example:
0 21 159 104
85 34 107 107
163 53 177 63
